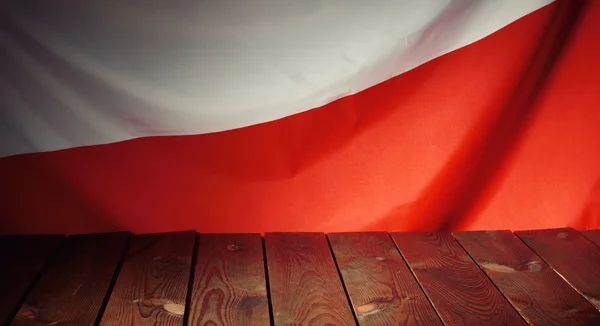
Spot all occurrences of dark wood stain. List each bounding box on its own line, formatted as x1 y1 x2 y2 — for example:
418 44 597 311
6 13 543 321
187 234 269 326
328 232 441 325
0 235 63 324
390 232 525 325
265 232 356 326
99 231 195 325
3 229 600 325
11 232 129 326
454 230 600 325
516 228 600 310
581 229 600 247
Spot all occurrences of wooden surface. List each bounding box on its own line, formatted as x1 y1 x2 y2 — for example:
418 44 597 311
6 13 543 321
582 229 600 247
0 235 63 325
265 232 356 326
2 229 600 325
188 233 269 326
391 232 525 325
11 232 129 326
516 228 600 310
100 231 195 325
328 232 441 325
454 230 600 325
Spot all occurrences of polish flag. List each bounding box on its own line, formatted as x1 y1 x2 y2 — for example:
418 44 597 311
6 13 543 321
1 0 599 235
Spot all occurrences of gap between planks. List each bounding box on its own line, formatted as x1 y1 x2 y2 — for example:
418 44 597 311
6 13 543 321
451 233 529 325
325 235 360 325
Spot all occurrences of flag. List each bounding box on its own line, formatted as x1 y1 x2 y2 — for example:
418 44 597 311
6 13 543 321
1 0 599 234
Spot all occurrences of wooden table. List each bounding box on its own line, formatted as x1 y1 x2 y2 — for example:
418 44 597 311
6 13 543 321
1 228 599 325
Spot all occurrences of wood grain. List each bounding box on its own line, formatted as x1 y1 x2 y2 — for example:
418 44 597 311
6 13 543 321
0 235 63 324
11 232 129 326
581 229 600 247
265 232 356 326
390 232 525 325
328 232 441 325
454 230 600 325
100 231 195 325
516 228 600 310
187 234 269 326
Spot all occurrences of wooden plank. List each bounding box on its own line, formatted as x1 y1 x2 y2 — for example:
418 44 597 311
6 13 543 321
582 229 600 247
100 231 195 325
187 234 269 326
454 230 600 325
516 228 600 310
11 232 129 325
328 232 441 325
390 232 525 325
0 235 63 324
265 232 355 325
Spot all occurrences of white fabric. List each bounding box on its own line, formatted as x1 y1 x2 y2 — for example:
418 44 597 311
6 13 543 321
0 0 552 157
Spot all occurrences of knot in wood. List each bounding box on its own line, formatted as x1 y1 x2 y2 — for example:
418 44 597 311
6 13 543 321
480 262 515 273
163 303 185 316
17 305 36 319
356 302 379 316
227 243 241 251
356 297 396 317
526 261 542 272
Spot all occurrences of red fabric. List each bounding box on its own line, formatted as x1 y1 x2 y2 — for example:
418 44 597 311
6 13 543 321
1 1 599 235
